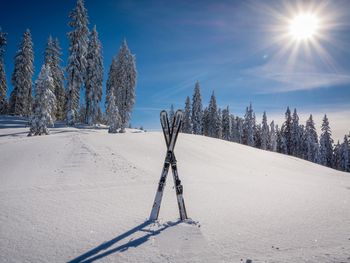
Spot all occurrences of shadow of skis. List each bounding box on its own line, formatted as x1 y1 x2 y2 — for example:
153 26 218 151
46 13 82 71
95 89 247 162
68 220 182 263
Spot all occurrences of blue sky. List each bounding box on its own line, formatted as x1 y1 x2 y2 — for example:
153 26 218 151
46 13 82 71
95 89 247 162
1 0 350 139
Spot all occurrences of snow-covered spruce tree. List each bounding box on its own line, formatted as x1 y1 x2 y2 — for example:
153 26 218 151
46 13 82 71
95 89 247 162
112 40 137 132
106 56 117 116
222 106 231 141
261 111 269 150
169 104 175 126
230 115 236 142
66 0 89 125
0 28 7 114
182 96 192 133
269 121 277 152
202 107 209 136
291 108 302 157
9 29 34 116
44 36 66 120
305 114 319 163
237 116 244 144
107 89 120 133
319 114 334 167
332 141 341 170
85 26 103 125
207 92 220 138
254 123 262 149
339 135 349 172
243 103 255 146
217 108 222 139
28 64 56 136
191 81 203 135
281 107 292 155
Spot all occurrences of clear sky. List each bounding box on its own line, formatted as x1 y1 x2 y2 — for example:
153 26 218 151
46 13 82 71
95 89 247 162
1 0 349 140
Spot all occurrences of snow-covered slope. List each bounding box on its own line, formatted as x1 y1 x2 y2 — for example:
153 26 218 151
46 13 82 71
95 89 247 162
0 117 349 263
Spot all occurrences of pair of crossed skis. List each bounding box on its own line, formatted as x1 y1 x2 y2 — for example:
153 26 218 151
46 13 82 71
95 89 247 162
149 110 188 221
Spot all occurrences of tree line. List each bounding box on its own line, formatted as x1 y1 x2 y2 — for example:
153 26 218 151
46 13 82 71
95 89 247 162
175 81 350 173
0 0 137 135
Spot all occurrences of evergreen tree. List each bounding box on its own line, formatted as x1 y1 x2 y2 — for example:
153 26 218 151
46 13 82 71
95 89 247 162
191 81 203 135
182 96 192 133
305 114 319 163
66 0 89 125
207 92 220 138
106 56 117 116
9 29 34 116
281 107 292 155
261 111 269 150
254 123 262 148
85 26 103 125
332 141 341 170
291 108 302 157
44 36 65 120
107 89 120 133
0 28 7 114
217 108 222 139
243 103 255 146
237 117 244 144
202 107 209 136
28 64 56 136
269 121 277 152
319 114 334 167
340 135 349 172
222 106 231 140
113 40 137 132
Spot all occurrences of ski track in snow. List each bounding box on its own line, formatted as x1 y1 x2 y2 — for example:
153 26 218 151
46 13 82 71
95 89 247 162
0 117 350 263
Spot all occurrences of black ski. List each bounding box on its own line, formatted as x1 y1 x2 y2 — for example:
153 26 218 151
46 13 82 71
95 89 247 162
150 110 187 221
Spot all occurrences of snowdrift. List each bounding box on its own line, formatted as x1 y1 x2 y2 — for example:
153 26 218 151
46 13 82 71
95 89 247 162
0 117 349 263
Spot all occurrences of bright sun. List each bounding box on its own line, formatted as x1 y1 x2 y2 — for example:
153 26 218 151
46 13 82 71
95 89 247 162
289 13 319 41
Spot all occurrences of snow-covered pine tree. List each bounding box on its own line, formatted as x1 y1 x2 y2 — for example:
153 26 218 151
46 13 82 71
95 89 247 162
85 26 103 125
191 81 203 135
230 115 236 142
169 104 175 126
182 96 192 133
332 141 341 170
107 89 120 133
291 108 302 157
340 135 349 172
254 123 262 148
243 103 255 146
106 56 117 116
237 116 244 144
261 111 269 150
9 29 34 116
305 114 319 163
66 0 89 125
0 28 7 114
113 40 137 133
28 64 56 136
281 107 292 155
222 106 231 141
202 107 209 136
217 108 222 139
44 36 65 120
207 92 220 138
319 114 334 167
269 121 277 152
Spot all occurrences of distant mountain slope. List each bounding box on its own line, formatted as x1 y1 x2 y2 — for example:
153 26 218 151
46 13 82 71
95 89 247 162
0 116 349 263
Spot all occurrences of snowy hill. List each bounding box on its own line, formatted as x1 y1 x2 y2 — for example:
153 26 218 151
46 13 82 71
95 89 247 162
0 117 349 263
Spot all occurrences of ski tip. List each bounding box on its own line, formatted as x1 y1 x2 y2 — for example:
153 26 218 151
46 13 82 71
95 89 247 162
160 110 167 117
175 109 183 115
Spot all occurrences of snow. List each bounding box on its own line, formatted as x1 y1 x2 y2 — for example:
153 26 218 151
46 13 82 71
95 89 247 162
0 116 349 263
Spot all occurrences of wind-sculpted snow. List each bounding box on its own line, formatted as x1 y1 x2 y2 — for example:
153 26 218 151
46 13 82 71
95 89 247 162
0 117 349 262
